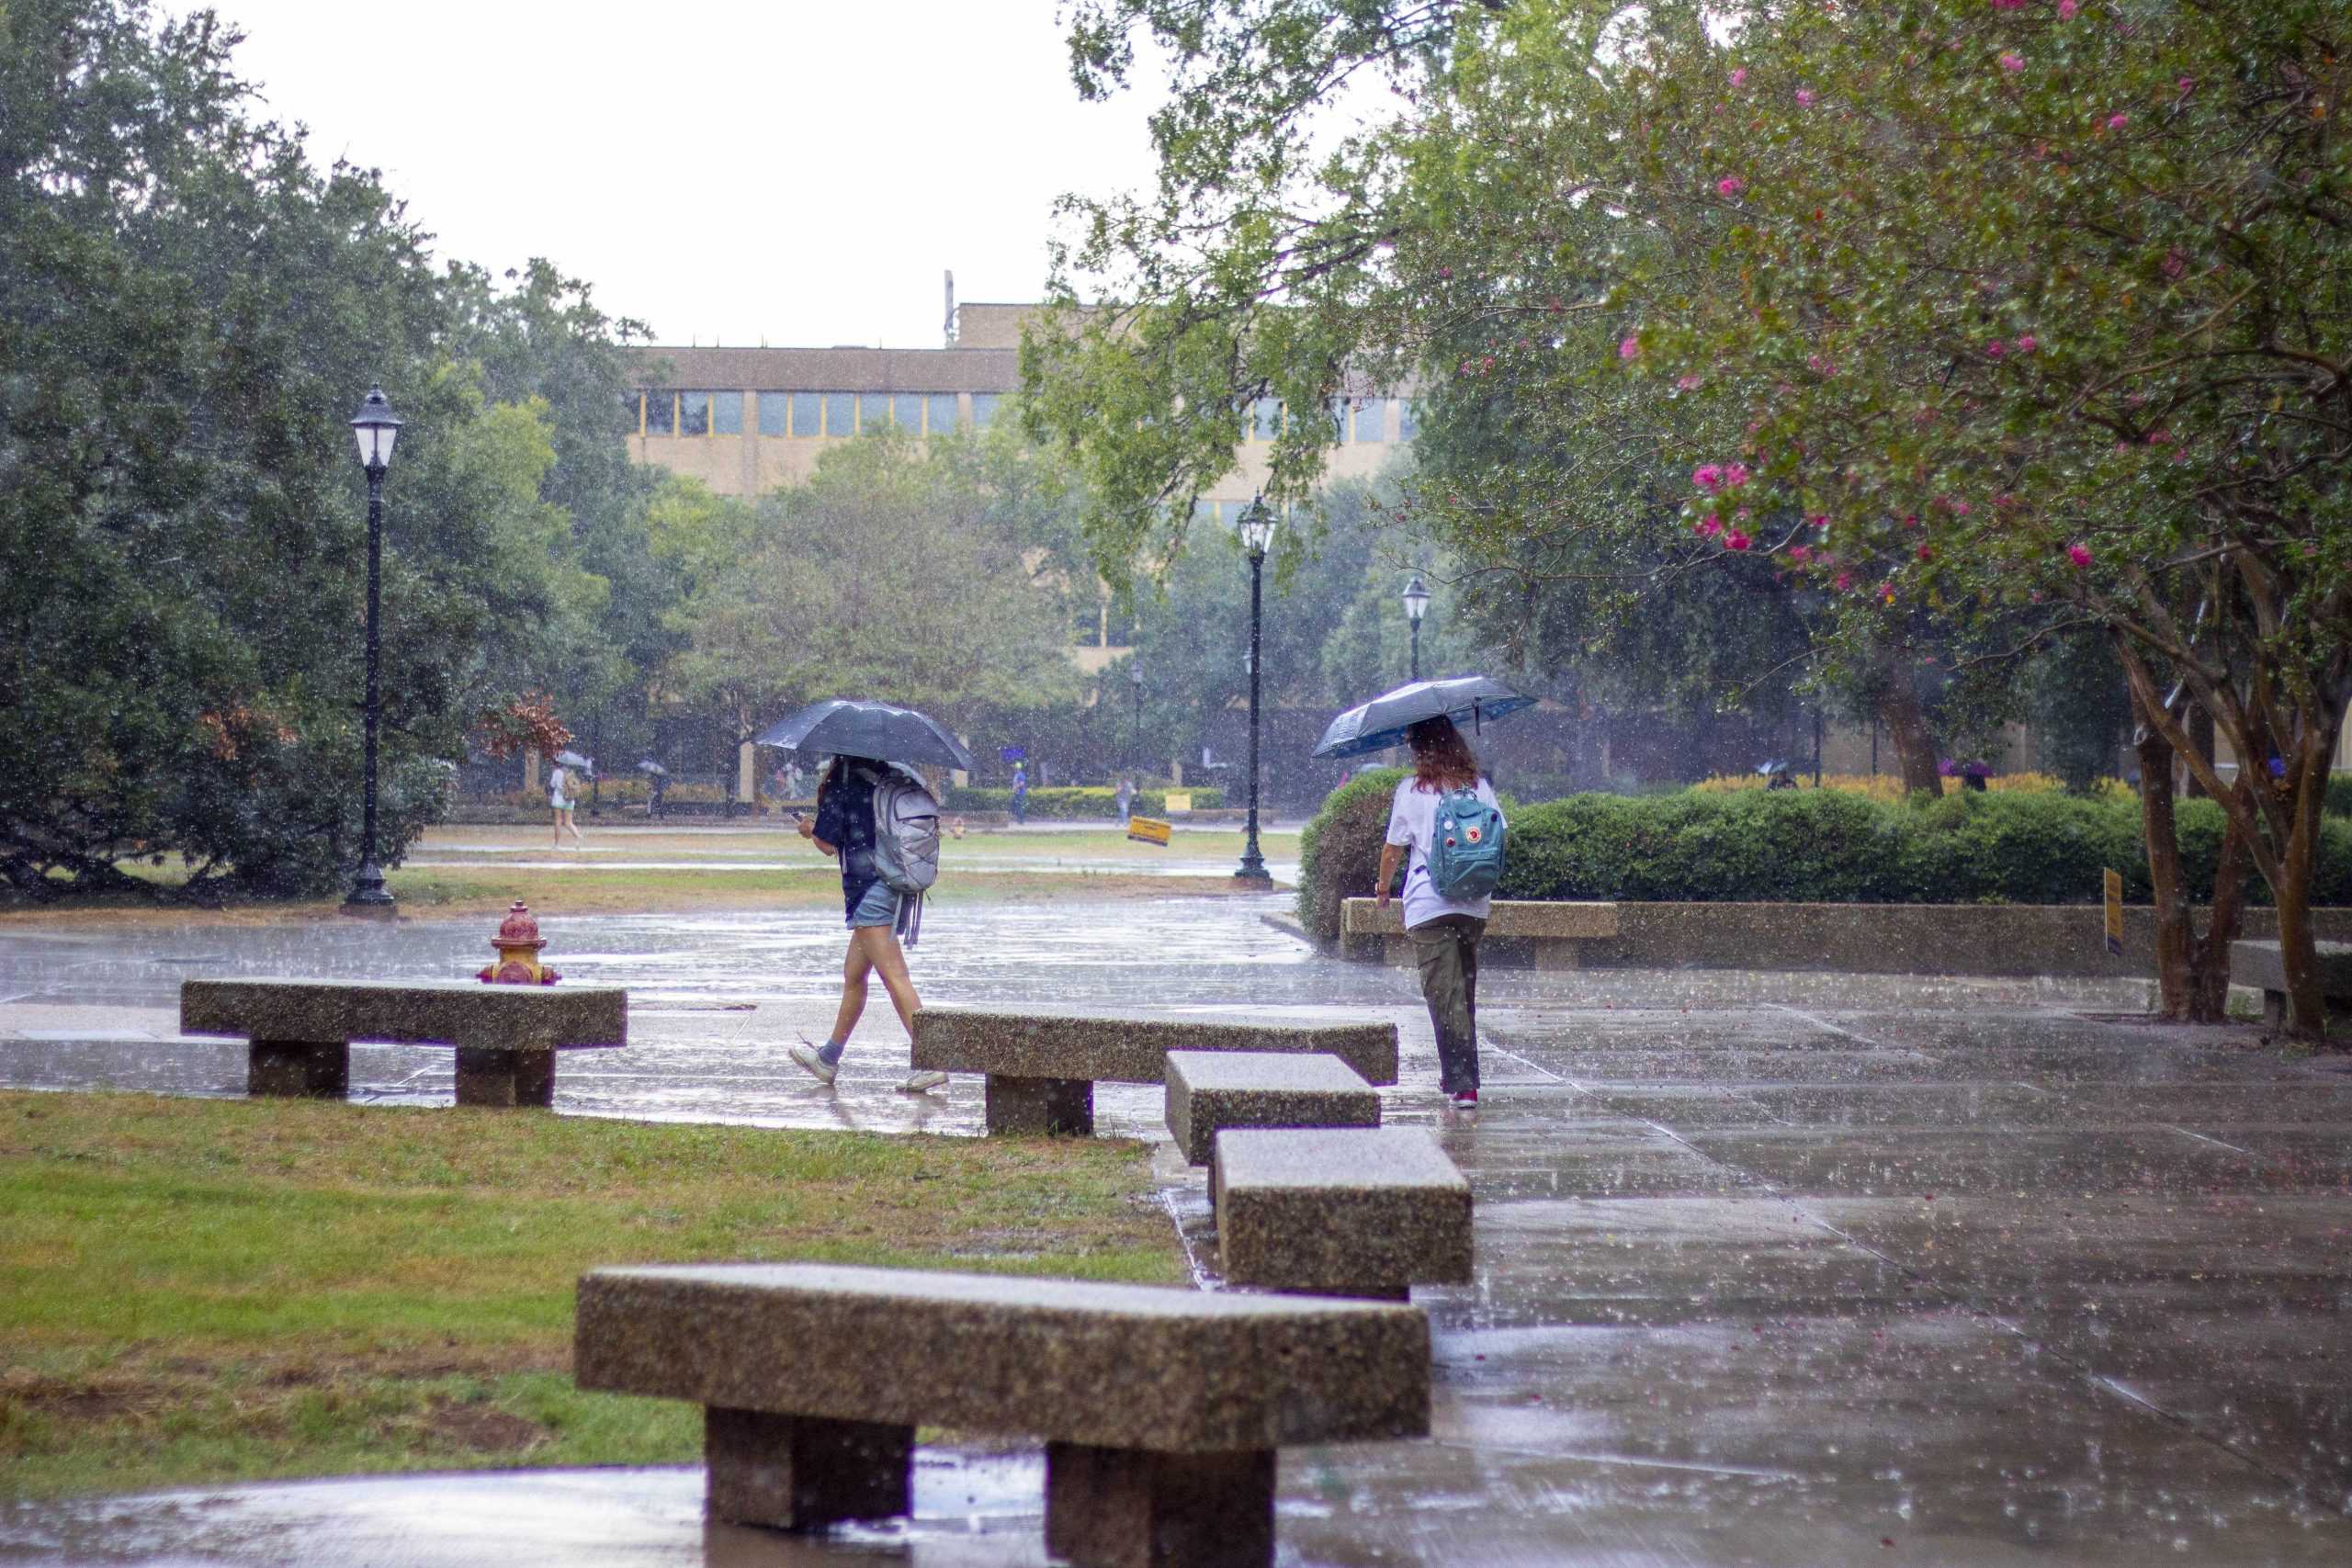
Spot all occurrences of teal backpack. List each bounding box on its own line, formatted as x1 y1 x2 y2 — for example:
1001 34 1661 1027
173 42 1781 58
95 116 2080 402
1428 787 1507 900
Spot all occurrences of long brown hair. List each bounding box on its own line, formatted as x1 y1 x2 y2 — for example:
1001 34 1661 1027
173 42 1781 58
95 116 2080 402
1407 716 1482 793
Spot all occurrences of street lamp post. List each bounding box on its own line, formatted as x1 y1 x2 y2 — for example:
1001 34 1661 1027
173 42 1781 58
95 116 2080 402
1401 573 1430 682
344 385 402 914
1128 659 1144 774
1235 496 1278 887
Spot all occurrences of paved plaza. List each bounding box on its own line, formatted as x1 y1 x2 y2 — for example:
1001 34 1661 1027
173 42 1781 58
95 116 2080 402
3 897 2349 1564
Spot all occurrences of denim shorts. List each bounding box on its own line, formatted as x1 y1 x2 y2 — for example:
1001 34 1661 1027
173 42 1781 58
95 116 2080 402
848 881 900 930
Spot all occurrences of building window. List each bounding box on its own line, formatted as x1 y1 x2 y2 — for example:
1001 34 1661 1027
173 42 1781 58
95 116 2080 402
621 390 643 436
677 391 713 436
1326 398 1351 442
1250 398 1279 442
1352 399 1386 444
712 392 742 435
644 390 675 435
970 392 1002 428
858 393 894 432
822 392 854 436
758 392 789 436
927 392 959 433
892 392 924 430
788 392 822 436
1396 400 1419 441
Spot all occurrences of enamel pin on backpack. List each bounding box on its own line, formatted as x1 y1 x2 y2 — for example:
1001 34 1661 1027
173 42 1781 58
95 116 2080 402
1427 787 1507 901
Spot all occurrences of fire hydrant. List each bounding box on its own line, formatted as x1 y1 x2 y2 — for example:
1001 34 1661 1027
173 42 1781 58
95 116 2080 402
480 900 560 985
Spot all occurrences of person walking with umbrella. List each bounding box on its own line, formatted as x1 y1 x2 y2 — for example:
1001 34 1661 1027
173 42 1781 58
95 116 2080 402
548 751 590 850
760 700 972 1095
1315 677 1532 1110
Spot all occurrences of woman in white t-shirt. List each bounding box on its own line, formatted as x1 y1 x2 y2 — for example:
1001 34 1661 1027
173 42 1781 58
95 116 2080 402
548 763 585 850
1375 716 1501 1107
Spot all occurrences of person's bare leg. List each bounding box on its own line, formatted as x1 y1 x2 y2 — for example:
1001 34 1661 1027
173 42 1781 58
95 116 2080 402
866 929 921 1036
566 808 585 849
830 931 877 1045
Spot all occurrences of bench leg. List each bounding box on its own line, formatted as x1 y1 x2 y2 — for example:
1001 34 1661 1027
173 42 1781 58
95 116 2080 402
248 1039 348 1099
703 1406 910 1529
1045 1442 1274 1568
985 1075 1094 1136
2264 989 2288 1029
454 1047 555 1108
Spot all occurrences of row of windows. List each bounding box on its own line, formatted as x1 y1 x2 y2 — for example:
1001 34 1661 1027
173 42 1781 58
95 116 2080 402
1245 397 1419 445
627 389 1005 439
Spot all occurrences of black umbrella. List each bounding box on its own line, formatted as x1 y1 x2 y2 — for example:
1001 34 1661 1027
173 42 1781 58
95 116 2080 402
755 699 977 772
1311 675 1538 761
554 750 593 771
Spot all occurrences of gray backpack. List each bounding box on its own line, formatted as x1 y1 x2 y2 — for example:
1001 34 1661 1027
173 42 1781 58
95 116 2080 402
861 765 941 946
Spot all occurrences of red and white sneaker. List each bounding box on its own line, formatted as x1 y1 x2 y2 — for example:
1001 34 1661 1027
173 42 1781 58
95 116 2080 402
1451 1089 1478 1108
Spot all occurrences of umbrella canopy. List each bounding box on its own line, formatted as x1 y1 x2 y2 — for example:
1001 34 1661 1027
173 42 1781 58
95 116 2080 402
635 760 668 776
553 750 593 771
1311 675 1538 761
755 699 977 772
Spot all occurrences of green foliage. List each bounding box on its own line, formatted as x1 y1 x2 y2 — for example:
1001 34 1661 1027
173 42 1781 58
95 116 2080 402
941 785 1226 818
1295 783 2352 940
2329 777 2352 820
1295 768 1405 940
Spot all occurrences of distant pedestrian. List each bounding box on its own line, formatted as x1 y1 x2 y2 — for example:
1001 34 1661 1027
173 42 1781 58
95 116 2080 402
548 761 585 849
1115 775 1136 827
648 770 669 819
788 756 948 1095
1011 762 1029 825
1375 716 1505 1107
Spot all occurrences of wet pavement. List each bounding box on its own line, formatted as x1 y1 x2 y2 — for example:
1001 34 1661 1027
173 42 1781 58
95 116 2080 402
3 897 2349 1564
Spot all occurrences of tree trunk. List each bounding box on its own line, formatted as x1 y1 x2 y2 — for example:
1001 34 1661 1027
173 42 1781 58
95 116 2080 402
1876 649 1944 795
2188 790 2251 1022
2132 695 2247 1023
2271 728 2336 1043
2183 705 2216 799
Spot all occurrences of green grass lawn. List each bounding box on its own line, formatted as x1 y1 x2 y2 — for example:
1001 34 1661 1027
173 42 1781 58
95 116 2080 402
0 1091 1183 1498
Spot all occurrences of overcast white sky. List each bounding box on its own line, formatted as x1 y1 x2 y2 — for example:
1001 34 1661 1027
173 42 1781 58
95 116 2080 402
195 1 1168 347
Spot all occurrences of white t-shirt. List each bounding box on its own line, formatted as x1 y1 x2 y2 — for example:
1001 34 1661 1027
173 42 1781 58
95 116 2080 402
1385 776 1502 930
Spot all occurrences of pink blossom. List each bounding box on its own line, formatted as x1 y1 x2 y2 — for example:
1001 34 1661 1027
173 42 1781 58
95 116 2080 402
1990 0 2025 8
1677 374 1703 392
1917 543 1935 561
1807 353 1836 376
2161 249 2187 279
1729 67 1747 88
1697 513 1724 538
1994 493 2016 509
2058 0 2077 16
2107 112 2129 130
1808 513 1830 531
1953 501 1973 515
1790 545 1813 563
1795 88 1816 108
2147 428 2172 446
1904 513 1921 529
1693 464 1724 491
1619 335 1641 360
2066 543 2093 569
2013 334 2038 355
1481 355 1495 372
1716 175 1747 197
1437 265 1453 278
2177 77 2197 96
1724 462 1751 488
2000 52 2025 73
1835 571 1855 592
1984 338 2007 359
1725 531 1753 551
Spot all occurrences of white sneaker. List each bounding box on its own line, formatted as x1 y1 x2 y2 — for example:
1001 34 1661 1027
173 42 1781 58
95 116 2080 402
899 1071 948 1093
788 1043 837 1086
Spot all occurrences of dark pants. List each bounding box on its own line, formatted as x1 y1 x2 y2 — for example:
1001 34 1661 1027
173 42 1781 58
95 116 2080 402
1409 914 1485 1094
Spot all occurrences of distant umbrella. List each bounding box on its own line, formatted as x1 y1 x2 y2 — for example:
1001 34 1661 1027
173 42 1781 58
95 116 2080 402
635 760 668 776
1757 759 1791 776
1311 675 1537 760
553 750 593 772
755 699 976 772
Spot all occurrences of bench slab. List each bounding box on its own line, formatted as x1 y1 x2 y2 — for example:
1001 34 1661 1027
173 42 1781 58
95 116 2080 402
181 978 625 1105
1341 897 1620 940
575 1263 1429 1564
1165 1050 1380 1167
910 1008 1397 1089
1215 1127 1473 1299
2228 940 2352 1027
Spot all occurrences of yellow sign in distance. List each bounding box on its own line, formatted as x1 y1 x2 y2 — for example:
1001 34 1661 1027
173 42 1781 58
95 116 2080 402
2103 867 2124 957
1126 816 1173 847
1162 791 1193 815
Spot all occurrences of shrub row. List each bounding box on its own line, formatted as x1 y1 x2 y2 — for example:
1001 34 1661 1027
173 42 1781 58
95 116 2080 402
941 784 1225 819
1295 779 2352 942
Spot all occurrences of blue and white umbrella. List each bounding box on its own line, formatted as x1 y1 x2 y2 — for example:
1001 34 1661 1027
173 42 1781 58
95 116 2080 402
1310 675 1538 761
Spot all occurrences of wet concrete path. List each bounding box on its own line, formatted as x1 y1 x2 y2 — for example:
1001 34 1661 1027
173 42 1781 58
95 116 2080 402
2 899 2348 1564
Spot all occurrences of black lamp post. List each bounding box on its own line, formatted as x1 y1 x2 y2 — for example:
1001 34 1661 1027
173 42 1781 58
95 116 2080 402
1401 573 1430 682
1235 496 1277 887
1128 658 1144 775
344 385 403 913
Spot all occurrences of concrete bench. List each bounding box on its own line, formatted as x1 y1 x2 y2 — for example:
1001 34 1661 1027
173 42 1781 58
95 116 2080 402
180 978 627 1106
1340 897 1619 968
574 1262 1429 1567
1215 1127 1473 1300
2228 940 2352 1027
910 1007 1399 1136
1164 1050 1380 1167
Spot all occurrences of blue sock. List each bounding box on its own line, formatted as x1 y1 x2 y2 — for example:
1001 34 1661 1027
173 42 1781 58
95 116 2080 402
816 1039 846 1067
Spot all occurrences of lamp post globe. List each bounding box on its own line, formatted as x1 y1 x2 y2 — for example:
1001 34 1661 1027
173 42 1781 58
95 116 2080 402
1235 495 1277 887
344 385 403 914
1401 573 1430 682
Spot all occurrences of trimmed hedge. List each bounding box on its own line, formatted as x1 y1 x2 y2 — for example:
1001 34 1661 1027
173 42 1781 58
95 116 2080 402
941 784 1226 819
1296 782 2352 942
